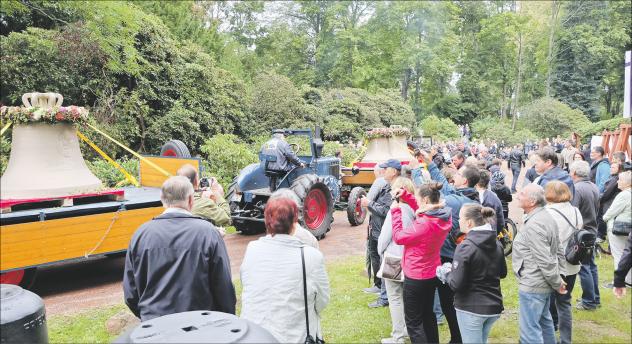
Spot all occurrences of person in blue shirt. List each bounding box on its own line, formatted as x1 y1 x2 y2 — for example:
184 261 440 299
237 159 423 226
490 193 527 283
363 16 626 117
589 146 611 194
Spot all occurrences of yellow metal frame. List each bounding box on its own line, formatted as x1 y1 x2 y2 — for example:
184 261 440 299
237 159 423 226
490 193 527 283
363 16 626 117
1 207 163 271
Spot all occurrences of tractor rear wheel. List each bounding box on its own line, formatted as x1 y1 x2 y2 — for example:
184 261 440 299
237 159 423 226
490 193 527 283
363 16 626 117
347 186 367 226
291 174 334 240
160 140 191 158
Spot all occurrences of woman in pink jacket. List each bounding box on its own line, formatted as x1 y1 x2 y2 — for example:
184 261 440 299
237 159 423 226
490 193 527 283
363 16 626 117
392 182 453 344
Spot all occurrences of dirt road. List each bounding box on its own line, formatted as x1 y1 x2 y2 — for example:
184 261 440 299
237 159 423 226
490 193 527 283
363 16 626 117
34 164 528 316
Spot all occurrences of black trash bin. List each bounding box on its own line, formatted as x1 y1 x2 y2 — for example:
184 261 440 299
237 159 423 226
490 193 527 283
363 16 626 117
0 284 48 344
113 311 278 343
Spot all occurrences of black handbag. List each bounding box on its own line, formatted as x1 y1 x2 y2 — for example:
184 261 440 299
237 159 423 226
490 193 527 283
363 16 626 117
301 247 325 344
612 220 632 236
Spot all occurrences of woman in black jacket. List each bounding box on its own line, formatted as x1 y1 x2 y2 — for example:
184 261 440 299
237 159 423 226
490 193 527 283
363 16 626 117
597 161 623 240
439 204 507 344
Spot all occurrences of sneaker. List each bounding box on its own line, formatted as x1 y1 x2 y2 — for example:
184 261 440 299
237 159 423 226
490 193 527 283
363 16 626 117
595 237 605 244
575 302 596 311
381 338 404 344
436 316 445 325
363 286 381 294
603 282 614 289
368 300 389 308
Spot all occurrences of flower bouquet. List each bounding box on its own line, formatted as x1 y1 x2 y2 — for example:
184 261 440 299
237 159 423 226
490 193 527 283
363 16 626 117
1 105 89 124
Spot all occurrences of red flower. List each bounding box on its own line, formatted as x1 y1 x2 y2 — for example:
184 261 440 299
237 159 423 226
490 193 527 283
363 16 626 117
55 112 65 121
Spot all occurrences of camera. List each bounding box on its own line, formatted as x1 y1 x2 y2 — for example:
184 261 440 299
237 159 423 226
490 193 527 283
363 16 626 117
199 177 211 189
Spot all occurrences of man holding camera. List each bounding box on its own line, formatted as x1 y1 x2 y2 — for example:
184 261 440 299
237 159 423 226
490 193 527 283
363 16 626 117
177 164 231 232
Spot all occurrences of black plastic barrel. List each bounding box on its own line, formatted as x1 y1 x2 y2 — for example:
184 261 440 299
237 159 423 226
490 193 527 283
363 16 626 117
0 284 48 344
113 311 278 343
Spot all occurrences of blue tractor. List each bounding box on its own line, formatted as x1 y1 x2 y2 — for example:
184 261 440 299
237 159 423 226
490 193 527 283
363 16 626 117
226 128 341 239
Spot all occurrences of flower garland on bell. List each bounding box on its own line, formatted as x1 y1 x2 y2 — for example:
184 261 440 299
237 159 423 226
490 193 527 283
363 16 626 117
365 126 411 139
0 105 88 124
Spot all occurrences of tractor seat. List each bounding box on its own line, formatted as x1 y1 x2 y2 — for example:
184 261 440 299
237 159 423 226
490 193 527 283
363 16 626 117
260 154 285 175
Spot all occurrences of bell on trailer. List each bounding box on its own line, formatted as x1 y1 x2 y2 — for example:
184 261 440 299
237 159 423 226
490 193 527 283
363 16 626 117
0 92 102 201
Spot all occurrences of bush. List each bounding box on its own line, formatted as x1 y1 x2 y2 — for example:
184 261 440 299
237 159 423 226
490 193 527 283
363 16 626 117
418 115 460 142
85 157 139 187
518 97 590 139
323 141 365 167
200 134 258 188
471 117 538 146
0 134 11 176
577 117 631 142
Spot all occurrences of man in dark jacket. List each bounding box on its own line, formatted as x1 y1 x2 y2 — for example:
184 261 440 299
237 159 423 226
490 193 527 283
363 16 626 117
261 130 305 172
509 145 526 193
476 170 505 234
123 176 236 321
569 161 601 310
360 159 399 307
534 147 575 197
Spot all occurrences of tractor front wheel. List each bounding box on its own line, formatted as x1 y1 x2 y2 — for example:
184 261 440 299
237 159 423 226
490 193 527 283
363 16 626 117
291 174 334 240
347 187 367 226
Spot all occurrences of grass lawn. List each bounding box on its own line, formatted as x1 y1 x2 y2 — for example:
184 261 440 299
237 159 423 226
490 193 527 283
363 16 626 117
48 254 631 343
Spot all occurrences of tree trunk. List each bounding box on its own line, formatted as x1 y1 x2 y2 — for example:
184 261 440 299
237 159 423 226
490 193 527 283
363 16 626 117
545 0 560 97
513 31 524 130
400 68 411 100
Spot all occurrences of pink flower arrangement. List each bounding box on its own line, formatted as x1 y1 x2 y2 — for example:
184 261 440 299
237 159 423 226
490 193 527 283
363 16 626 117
0 105 88 124
365 126 411 139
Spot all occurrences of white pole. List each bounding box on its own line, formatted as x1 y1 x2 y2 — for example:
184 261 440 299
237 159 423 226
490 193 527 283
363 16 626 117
624 51 631 118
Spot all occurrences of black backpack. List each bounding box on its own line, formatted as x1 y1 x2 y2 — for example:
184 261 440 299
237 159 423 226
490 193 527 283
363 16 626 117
549 208 596 265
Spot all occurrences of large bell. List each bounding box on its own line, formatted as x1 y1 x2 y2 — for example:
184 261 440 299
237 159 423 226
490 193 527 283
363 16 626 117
0 93 102 201
362 127 414 163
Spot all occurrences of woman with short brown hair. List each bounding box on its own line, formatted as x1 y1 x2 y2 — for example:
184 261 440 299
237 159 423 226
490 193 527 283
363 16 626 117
544 181 583 344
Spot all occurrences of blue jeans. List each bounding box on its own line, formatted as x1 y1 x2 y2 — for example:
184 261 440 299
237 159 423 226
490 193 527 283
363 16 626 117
578 253 600 308
433 289 444 321
511 166 521 192
456 310 499 344
379 280 389 304
519 291 556 344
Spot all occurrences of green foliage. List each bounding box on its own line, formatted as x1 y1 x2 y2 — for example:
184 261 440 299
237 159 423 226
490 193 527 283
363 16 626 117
577 117 632 142
418 115 459 142
518 97 590 139
85 157 140 188
322 141 365 166
0 134 10 176
200 134 258 188
471 117 537 146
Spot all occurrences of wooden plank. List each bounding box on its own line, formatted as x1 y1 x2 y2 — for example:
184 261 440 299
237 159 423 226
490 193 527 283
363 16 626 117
0 206 163 271
139 156 201 187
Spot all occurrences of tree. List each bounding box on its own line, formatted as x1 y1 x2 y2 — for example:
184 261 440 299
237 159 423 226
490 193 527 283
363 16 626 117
518 97 590 138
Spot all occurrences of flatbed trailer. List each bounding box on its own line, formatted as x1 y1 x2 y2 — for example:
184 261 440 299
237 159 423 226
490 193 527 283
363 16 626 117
0 155 200 287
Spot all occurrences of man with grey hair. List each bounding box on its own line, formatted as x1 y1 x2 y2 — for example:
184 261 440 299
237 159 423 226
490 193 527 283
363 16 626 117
569 160 601 310
123 176 236 321
512 183 566 344
269 189 319 249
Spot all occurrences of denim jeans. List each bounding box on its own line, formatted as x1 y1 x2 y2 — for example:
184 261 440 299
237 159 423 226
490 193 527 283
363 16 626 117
455 310 499 344
433 289 444 321
379 279 389 304
518 291 556 344
578 253 600 308
549 274 577 344
511 166 521 192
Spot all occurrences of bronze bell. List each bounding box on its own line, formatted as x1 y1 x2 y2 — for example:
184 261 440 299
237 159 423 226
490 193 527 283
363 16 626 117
0 93 103 201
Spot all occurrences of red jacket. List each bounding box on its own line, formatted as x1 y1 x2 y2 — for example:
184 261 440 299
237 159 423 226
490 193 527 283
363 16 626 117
391 199 452 280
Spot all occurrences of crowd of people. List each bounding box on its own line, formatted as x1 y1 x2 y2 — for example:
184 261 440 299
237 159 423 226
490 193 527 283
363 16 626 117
120 132 631 344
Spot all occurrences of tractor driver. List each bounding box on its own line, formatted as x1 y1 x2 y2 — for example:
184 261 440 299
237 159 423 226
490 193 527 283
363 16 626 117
261 129 306 172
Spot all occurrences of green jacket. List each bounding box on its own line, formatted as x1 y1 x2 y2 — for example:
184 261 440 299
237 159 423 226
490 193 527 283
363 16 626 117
192 192 231 227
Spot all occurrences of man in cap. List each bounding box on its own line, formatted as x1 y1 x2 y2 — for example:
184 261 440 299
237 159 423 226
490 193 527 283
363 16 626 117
260 129 306 190
360 159 401 307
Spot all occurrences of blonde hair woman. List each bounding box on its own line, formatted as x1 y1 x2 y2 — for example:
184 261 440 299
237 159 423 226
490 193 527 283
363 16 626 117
377 177 416 344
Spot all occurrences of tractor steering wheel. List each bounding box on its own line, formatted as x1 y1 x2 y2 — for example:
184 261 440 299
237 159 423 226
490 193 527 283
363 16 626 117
289 143 301 155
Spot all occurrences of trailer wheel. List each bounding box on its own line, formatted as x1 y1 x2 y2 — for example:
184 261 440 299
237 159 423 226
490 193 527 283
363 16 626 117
0 268 38 289
291 174 334 240
347 186 367 226
160 140 191 158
